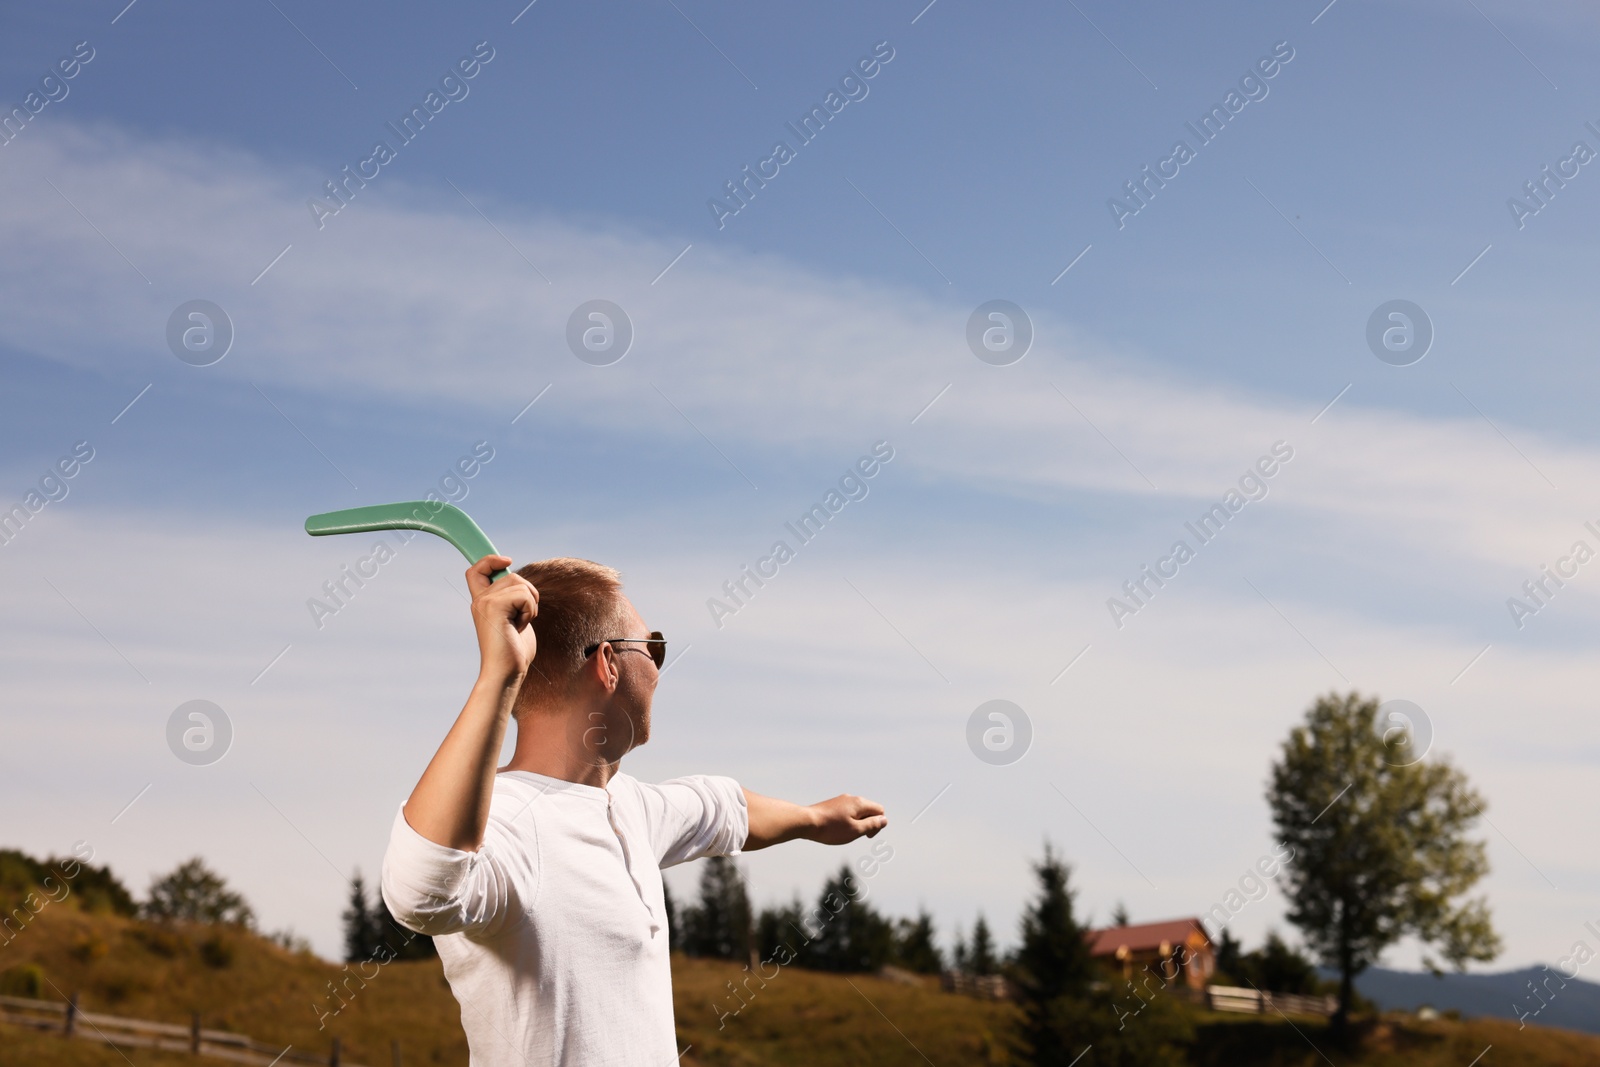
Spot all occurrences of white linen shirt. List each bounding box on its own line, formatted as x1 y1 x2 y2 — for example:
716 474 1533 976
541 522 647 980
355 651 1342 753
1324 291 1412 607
381 770 748 1066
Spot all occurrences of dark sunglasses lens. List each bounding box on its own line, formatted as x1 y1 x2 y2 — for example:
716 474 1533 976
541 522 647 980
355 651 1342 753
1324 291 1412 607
652 632 665 668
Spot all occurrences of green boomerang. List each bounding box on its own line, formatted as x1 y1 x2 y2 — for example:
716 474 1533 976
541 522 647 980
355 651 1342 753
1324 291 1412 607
304 502 510 582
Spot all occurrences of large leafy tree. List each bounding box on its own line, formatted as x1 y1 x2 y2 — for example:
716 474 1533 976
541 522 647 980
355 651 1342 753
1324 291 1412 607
0 849 137 917
143 858 254 927
1268 691 1501 1030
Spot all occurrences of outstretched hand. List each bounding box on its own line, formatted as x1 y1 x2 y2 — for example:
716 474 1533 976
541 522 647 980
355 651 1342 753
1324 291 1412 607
467 555 538 685
808 794 888 845
742 789 889 850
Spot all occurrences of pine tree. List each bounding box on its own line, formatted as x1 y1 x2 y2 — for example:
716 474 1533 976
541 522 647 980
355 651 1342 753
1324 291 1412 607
804 864 893 972
663 880 680 953
342 871 381 962
892 909 943 974
1213 927 1245 983
1245 930 1322 995
1013 846 1095 1008
969 914 998 976
754 899 809 968
681 856 751 961
1010 845 1190 1067
344 869 436 962
371 887 437 960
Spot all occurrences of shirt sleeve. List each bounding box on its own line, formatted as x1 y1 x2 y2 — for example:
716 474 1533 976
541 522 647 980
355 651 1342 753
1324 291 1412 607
379 803 534 941
635 775 748 868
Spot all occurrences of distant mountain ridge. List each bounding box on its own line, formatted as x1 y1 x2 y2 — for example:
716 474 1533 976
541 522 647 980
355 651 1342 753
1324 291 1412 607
1328 965 1600 1035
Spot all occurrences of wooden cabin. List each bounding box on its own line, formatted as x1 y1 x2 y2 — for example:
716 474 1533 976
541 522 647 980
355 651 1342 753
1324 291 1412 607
1085 918 1215 990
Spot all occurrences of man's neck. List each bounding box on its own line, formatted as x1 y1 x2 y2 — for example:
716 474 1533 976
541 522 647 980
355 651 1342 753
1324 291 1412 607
502 711 622 789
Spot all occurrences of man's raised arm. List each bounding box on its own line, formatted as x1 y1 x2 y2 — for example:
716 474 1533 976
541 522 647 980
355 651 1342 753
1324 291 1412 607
741 788 887 850
403 555 538 852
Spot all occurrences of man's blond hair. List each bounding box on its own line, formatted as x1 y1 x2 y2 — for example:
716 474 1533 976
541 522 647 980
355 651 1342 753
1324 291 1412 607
512 557 629 713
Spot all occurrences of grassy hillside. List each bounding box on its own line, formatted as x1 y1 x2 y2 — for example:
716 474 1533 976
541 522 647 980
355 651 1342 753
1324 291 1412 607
0 906 1012 1066
672 957 1015 1065
1185 1012 1600 1067
3 907 1598 1066
0 906 467 1065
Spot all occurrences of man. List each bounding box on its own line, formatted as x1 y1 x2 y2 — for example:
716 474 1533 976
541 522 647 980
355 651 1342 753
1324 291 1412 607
382 554 888 1065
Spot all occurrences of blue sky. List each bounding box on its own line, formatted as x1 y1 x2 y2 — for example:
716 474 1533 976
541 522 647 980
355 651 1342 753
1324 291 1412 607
5 0 1600 984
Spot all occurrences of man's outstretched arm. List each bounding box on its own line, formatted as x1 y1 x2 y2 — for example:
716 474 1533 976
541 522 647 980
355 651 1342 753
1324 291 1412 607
742 789 887 850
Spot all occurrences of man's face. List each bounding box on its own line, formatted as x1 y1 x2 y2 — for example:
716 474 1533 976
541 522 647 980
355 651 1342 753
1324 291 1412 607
605 596 657 753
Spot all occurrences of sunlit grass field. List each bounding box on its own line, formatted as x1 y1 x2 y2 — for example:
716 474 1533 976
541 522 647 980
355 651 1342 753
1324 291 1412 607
3 907 1597 1066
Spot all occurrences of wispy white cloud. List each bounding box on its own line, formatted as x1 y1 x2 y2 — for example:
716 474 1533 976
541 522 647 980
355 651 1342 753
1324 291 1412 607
2 123 1595 583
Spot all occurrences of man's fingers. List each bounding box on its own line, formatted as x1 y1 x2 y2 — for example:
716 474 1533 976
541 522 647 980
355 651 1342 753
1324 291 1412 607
857 814 888 838
507 586 538 628
472 568 539 615
484 580 538 625
830 795 884 819
465 554 515 595
815 796 887 842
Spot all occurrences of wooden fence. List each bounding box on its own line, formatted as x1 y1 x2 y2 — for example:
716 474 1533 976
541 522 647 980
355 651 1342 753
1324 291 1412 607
937 973 1334 1017
1203 984 1336 1017
938 971 1011 1000
0 992 381 1066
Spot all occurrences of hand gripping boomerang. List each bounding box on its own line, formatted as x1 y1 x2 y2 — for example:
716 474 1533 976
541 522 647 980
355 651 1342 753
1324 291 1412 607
304 502 510 582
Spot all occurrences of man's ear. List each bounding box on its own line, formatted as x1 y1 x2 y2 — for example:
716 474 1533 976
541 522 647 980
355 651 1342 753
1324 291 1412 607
585 643 621 693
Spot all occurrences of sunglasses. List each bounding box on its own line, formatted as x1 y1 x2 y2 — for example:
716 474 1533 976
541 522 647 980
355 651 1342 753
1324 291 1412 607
583 631 667 670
